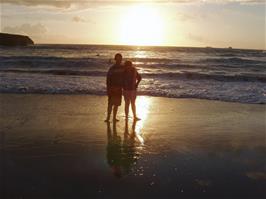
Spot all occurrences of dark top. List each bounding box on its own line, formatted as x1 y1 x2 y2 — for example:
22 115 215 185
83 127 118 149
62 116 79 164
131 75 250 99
107 64 124 89
123 66 141 91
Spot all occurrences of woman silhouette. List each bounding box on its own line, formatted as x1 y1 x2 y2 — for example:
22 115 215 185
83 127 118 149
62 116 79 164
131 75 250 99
123 61 142 121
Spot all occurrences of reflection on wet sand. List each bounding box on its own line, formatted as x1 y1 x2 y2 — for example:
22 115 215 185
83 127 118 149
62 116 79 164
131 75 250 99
1 94 265 198
106 96 152 177
134 96 151 145
106 120 142 178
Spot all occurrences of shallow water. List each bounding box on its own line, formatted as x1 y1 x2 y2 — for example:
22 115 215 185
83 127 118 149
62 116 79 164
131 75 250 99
0 94 265 198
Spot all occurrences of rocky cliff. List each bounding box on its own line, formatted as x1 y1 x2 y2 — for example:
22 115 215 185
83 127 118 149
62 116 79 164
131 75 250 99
0 33 34 46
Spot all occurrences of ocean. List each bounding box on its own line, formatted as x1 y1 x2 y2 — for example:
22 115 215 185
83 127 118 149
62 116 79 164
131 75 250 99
0 44 265 104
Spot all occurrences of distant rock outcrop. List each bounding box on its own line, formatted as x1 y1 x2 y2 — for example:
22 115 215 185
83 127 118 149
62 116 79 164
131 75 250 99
0 33 34 46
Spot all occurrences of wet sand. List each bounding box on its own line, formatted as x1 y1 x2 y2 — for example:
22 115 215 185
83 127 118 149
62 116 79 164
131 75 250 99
0 94 265 199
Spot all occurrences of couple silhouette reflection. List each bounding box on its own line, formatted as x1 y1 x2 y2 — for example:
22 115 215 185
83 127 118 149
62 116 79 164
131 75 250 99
106 120 140 178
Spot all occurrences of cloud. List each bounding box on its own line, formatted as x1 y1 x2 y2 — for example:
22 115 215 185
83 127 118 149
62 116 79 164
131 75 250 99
3 23 47 38
176 13 195 21
187 33 207 43
176 12 206 22
186 33 225 47
72 16 86 23
72 16 95 24
2 23 78 43
1 0 74 8
1 0 265 9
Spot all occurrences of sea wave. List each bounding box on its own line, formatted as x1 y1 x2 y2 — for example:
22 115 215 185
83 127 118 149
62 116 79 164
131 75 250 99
0 56 178 65
1 55 265 73
1 72 265 104
201 57 266 65
1 68 265 83
1 45 265 104
0 56 107 68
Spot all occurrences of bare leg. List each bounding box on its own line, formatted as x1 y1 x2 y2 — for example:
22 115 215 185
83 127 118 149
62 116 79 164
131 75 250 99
131 98 136 118
105 100 112 122
124 99 130 119
131 98 140 120
124 119 129 135
113 105 119 122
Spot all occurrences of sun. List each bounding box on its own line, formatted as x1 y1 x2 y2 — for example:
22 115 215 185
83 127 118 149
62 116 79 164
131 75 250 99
119 5 165 46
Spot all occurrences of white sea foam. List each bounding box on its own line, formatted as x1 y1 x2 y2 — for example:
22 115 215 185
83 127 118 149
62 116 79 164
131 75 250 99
0 45 265 104
1 72 265 104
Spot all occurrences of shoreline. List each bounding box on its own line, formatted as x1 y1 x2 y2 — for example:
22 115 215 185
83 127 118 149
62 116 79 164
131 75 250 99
0 92 265 105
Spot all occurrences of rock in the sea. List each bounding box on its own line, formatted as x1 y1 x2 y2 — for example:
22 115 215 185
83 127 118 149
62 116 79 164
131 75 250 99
0 33 34 46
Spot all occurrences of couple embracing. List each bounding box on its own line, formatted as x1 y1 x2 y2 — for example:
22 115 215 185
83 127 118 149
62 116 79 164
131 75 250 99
105 53 142 122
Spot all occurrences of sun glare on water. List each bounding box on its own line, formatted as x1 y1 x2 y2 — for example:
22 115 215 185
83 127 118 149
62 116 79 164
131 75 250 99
119 5 165 46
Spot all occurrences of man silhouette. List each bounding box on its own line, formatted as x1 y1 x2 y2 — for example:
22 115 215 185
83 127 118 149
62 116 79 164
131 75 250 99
105 53 124 122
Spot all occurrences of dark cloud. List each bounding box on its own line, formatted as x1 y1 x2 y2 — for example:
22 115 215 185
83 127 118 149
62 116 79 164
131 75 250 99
2 0 74 8
72 16 86 23
1 0 265 9
72 16 95 24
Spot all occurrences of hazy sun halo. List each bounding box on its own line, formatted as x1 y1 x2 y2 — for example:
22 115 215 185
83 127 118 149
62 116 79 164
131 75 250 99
119 5 165 46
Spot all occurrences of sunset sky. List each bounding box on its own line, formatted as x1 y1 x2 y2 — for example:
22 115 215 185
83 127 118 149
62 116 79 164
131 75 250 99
1 0 265 49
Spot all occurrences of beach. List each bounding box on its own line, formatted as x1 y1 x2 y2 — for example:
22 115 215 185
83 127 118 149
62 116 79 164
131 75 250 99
1 1 265 198
1 94 265 198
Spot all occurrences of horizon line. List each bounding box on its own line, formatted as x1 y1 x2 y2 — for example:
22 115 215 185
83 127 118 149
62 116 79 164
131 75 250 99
34 42 265 51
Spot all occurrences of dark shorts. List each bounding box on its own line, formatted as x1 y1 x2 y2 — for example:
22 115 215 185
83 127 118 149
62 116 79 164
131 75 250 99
108 87 122 106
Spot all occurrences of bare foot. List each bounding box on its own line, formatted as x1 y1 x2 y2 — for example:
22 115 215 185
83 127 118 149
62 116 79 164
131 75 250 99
134 117 141 121
104 119 110 122
113 118 119 122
